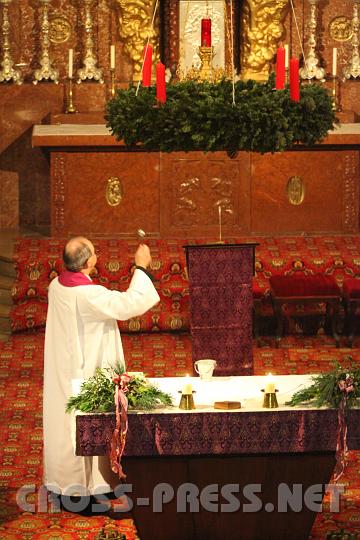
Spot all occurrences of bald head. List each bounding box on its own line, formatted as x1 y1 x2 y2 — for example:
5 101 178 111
63 236 95 273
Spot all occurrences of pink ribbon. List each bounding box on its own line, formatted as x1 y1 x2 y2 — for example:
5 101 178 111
110 373 131 480
333 376 354 482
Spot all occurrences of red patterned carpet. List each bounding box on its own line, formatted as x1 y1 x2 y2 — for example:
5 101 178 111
0 332 359 539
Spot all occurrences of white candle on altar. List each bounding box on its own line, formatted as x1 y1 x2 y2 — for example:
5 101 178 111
182 374 193 395
284 44 289 70
110 45 115 70
265 373 275 394
68 48 73 79
332 47 337 77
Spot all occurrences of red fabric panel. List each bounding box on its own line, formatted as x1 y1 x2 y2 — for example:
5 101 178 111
252 280 263 299
343 278 360 298
269 274 340 297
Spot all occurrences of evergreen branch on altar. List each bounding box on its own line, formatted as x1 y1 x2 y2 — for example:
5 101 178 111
286 358 360 409
66 365 173 413
105 74 336 155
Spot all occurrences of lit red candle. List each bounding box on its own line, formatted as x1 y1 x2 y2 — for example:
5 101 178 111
156 62 166 103
275 47 285 90
201 18 212 47
290 57 300 102
142 44 152 87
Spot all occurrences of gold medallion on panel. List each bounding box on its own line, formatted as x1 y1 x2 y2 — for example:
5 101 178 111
49 16 72 44
329 16 353 42
106 177 123 207
286 176 305 206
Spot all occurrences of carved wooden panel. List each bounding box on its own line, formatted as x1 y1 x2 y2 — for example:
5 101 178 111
51 152 160 237
250 150 359 234
160 151 251 238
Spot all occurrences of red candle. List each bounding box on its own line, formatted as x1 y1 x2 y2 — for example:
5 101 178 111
290 57 300 102
142 44 152 87
156 62 166 103
201 18 212 47
275 47 285 90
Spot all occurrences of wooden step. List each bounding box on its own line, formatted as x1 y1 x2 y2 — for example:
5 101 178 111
0 332 10 342
0 317 11 334
0 274 13 290
0 303 11 333
0 257 15 278
0 304 11 318
0 288 12 305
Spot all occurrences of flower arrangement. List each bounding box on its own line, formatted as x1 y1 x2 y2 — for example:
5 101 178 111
105 74 336 155
66 365 173 413
286 360 360 409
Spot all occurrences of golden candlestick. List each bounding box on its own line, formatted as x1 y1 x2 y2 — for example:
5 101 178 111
109 68 115 98
332 75 342 112
343 0 360 79
33 0 59 84
0 0 23 84
77 0 104 83
178 391 196 410
262 389 279 408
299 0 326 81
198 46 215 81
65 77 77 113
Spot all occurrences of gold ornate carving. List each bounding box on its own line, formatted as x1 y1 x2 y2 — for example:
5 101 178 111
329 16 353 42
170 316 183 330
53 155 66 234
150 259 161 271
116 0 160 81
107 260 121 272
343 153 358 232
129 317 141 331
286 176 305 206
105 177 123 206
49 16 72 43
241 0 289 81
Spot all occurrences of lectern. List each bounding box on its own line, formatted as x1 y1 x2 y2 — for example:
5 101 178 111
184 243 258 376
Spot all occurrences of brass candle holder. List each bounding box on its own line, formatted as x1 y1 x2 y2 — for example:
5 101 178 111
178 390 196 410
33 0 59 84
198 46 215 81
109 68 115 98
331 75 343 112
65 77 77 114
0 0 23 84
216 204 224 244
261 389 279 408
77 0 104 83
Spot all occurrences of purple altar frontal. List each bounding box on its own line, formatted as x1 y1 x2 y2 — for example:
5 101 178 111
75 375 360 457
184 243 258 376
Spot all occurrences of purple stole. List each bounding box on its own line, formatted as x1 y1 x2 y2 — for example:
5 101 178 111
58 271 94 287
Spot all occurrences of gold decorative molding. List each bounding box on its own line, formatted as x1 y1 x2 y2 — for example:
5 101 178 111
53 154 66 234
105 177 123 206
116 0 160 81
49 15 72 44
329 16 353 42
343 152 358 232
241 0 289 81
286 176 305 206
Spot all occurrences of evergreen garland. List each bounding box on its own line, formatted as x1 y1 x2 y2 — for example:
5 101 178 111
286 359 360 408
105 74 336 155
66 366 173 413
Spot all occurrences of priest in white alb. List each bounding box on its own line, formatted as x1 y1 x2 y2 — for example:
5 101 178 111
43 236 159 509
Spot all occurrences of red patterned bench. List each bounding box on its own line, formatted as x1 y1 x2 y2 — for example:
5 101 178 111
343 278 360 347
269 274 341 347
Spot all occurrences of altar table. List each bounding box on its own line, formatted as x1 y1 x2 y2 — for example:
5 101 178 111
76 376 360 540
